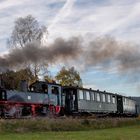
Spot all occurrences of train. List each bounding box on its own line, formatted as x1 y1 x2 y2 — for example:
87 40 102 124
0 80 138 118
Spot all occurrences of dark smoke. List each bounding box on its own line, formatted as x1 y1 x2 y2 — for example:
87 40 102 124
0 36 140 76
84 37 140 73
0 37 82 71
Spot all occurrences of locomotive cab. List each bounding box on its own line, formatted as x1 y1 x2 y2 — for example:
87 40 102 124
28 81 62 115
29 81 62 106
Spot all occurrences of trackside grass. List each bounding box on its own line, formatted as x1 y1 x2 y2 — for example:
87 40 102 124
0 118 140 133
0 125 140 140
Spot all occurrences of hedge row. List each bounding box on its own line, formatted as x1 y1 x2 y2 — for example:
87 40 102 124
0 118 140 133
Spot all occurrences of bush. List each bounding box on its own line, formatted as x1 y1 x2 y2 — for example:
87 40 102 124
0 118 140 133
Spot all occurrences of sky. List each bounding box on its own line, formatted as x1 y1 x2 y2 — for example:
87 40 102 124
0 0 140 96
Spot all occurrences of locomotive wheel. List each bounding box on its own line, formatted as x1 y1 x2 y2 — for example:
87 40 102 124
3 105 23 119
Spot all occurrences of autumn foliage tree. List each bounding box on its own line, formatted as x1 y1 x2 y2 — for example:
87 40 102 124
55 67 83 87
0 69 35 89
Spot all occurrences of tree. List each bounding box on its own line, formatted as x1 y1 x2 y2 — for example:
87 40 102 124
44 74 54 83
55 67 83 87
8 15 48 79
8 15 47 48
0 69 35 90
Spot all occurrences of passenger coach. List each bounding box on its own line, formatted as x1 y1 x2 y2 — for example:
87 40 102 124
63 86 137 116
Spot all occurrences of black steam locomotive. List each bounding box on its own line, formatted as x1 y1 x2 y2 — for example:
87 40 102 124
0 80 138 118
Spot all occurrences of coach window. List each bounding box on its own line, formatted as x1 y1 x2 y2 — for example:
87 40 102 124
91 92 95 100
129 100 130 107
97 93 100 102
112 96 115 104
123 98 126 105
86 91 90 100
127 99 129 105
128 99 130 106
123 98 125 104
126 99 128 105
124 98 127 105
102 94 106 102
79 90 84 100
107 95 111 103
129 100 131 106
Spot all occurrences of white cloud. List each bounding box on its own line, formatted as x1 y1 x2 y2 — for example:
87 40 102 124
1 0 140 48
48 0 76 31
45 0 140 45
0 0 28 10
43 0 76 44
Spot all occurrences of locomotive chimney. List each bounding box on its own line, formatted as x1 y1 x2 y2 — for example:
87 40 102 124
20 80 28 92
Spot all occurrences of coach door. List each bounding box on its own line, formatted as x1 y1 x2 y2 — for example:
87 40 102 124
117 96 123 113
64 88 78 114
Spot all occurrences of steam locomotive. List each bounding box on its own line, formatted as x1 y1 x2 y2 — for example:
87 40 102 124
0 80 138 118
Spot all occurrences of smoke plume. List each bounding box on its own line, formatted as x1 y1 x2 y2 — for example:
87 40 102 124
0 37 82 71
0 36 140 76
84 37 140 73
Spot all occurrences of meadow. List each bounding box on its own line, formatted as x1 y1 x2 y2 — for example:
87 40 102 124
0 118 140 140
0 125 140 140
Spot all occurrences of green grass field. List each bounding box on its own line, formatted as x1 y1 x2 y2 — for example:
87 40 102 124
0 125 140 140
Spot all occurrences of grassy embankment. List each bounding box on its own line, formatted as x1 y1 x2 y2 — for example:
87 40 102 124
0 118 140 140
0 117 140 133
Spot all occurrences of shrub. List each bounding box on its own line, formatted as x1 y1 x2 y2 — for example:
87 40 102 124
0 118 140 133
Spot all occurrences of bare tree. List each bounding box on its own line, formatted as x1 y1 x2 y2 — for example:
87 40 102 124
8 15 47 48
8 15 48 79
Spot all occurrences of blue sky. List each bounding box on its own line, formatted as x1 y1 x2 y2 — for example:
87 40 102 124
0 0 140 96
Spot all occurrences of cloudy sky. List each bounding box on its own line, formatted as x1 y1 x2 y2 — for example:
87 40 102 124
0 0 140 96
